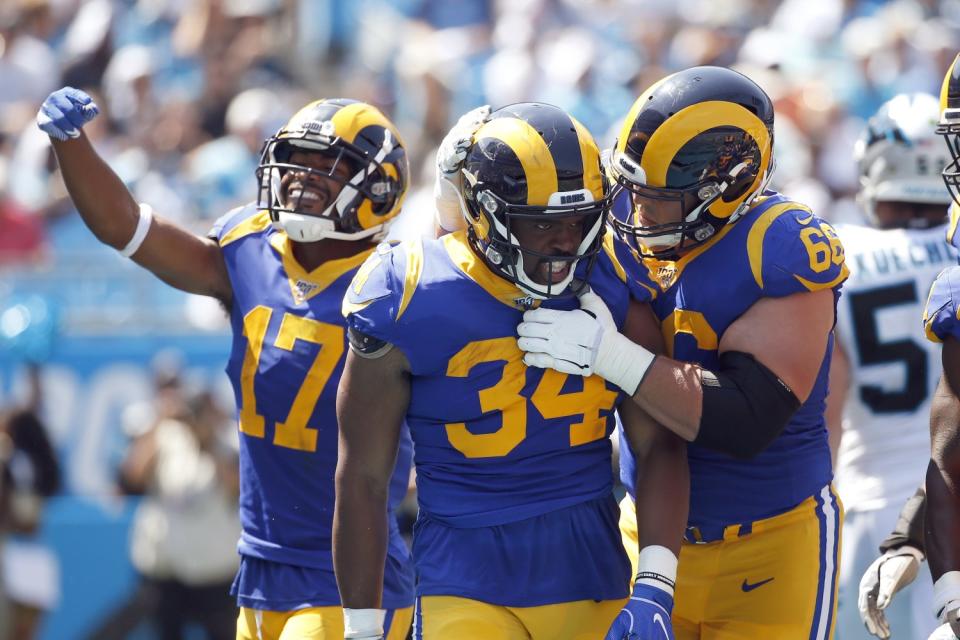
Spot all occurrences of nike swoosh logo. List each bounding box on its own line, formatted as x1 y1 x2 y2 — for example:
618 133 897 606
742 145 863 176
653 612 669 637
741 577 775 592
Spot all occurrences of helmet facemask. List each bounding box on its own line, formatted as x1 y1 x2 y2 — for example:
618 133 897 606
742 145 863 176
609 148 769 259
940 118 960 207
256 124 400 243
465 183 607 299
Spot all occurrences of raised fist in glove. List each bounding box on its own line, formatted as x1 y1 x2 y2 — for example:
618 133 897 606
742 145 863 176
37 87 100 141
858 545 924 638
434 104 490 233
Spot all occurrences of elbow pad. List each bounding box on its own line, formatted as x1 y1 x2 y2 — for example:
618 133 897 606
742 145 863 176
694 351 800 459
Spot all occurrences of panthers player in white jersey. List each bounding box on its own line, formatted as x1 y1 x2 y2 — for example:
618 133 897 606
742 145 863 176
830 92 955 639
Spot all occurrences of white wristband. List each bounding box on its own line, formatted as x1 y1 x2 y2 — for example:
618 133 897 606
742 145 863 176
119 203 154 257
635 544 678 597
596 330 656 395
343 607 386 638
934 571 960 622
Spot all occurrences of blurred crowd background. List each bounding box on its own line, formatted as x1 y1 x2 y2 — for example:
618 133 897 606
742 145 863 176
1 0 959 638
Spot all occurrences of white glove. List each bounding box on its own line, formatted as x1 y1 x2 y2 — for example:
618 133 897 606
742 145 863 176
858 545 924 638
518 288 655 394
929 622 960 640
434 105 491 233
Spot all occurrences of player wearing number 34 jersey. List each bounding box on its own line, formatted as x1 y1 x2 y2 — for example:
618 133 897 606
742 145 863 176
333 103 684 640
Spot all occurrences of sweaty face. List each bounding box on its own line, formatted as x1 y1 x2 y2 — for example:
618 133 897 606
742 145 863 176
510 214 592 285
279 150 354 216
874 200 949 229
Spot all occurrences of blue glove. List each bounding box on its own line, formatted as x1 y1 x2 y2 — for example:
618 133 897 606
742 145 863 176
36 87 100 141
604 583 675 640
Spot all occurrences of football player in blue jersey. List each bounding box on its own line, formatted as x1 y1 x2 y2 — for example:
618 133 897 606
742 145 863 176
35 88 417 640
334 102 687 640
856 53 960 640
517 66 848 639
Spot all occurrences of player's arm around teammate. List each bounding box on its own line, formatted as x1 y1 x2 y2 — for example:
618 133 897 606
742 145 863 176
519 279 834 459
606 301 689 640
35 87 232 301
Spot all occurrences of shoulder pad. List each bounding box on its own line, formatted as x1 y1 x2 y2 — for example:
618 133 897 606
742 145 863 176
342 238 425 342
211 203 271 246
924 267 960 343
747 203 849 296
601 229 659 302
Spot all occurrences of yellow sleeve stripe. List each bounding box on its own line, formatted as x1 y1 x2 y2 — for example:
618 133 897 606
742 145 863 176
219 211 272 247
601 232 627 283
925 318 944 343
351 256 382 295
396 237 425 321
794 262 850 292
747 202 813 289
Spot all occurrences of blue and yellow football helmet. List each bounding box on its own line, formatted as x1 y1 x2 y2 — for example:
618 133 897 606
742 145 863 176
608 66 775 258
939 53 960 207
257 99 408 242
460 102 608 299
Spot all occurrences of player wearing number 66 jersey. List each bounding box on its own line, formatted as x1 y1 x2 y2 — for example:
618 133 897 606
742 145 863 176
334 102 686 640
828 92 954 640
515 67 850 639
35 89 416 640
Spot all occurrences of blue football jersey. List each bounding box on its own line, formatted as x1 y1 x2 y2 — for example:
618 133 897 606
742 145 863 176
212 204 414 609
615 192 849 529
343 230 641 604
924 265 960 343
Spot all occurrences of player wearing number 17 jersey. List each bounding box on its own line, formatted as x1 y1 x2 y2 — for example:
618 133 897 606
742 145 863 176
334 102 685 640
829 92 954 640
35 90 416 640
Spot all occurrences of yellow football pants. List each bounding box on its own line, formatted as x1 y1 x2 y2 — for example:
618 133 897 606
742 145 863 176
620 485 843 640
237 605 412 640
412 594 627 639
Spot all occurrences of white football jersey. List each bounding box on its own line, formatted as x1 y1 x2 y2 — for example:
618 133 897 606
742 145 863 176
834 222 956 512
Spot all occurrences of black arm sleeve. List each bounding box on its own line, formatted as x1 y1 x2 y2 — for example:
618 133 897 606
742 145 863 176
879 486 926 554
693 350 801 460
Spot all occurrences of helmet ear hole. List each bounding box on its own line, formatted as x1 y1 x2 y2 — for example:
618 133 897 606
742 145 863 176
721 170 758 203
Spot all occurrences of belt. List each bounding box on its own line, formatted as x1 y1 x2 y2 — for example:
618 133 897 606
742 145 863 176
683 521 754 544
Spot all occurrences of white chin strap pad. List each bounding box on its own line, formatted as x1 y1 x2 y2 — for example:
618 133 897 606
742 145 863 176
277 211 337 242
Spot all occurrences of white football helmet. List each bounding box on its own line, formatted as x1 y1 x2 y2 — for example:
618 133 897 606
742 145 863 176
854 92 952 227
